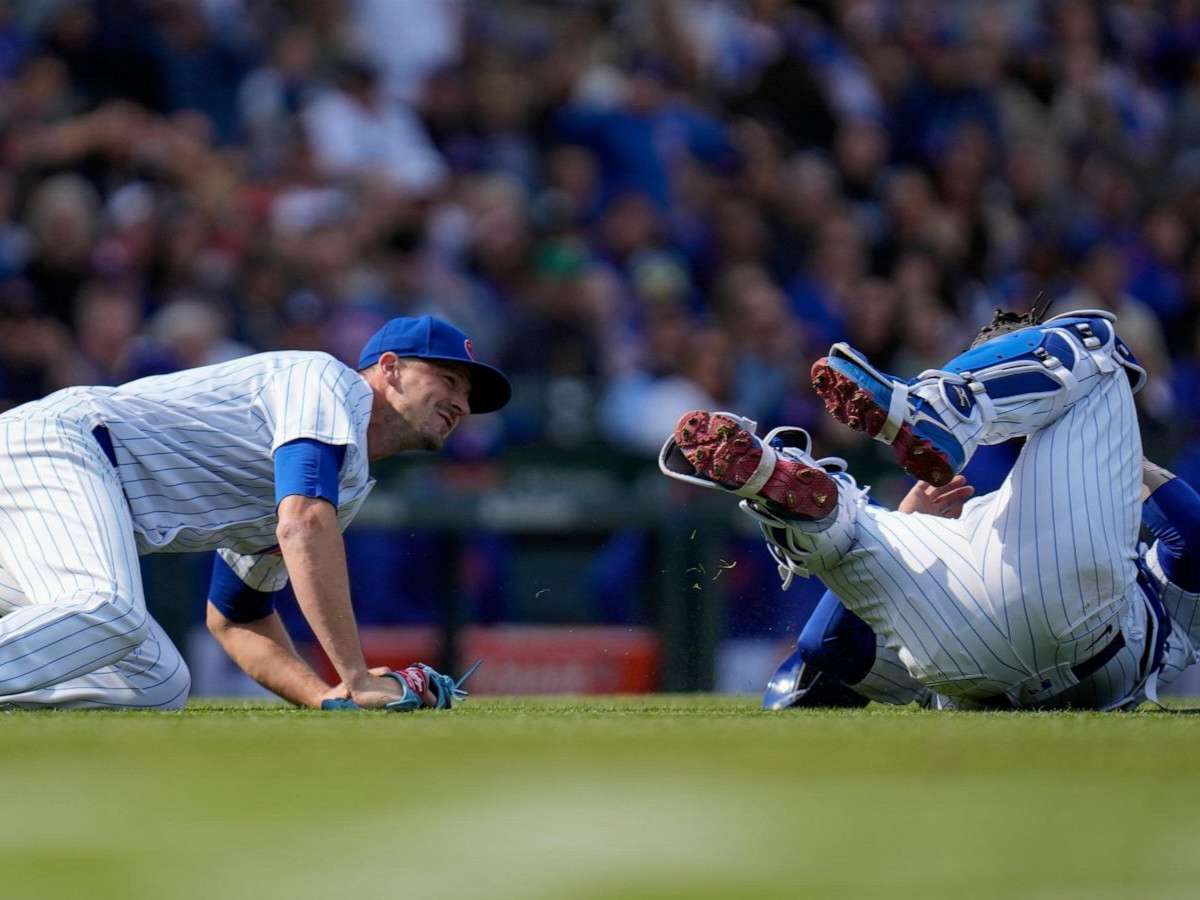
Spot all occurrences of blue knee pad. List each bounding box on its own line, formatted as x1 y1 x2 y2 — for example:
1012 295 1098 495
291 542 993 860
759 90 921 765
796 590 877 685
942 326 1081 397
942 314 1145 397
1144 477 1200 592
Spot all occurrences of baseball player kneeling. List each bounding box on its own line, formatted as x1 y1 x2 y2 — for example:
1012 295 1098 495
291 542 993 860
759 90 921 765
0 315 507 710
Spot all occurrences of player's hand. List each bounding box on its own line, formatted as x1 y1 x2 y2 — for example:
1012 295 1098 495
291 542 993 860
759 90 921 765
898 475 975 519
320 666 391 706
348 672 436 709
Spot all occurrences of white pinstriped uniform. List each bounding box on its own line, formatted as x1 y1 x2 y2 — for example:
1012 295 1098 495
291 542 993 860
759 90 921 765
844 634 937 708
835 530 1200 711
768 341 1197 708
0 352 374 708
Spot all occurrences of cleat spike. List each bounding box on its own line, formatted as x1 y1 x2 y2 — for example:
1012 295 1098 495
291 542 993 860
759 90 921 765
670 411 838 517
812 354 958 486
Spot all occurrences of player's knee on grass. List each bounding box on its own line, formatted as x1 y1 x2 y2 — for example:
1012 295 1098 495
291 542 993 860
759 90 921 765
141 655 190 710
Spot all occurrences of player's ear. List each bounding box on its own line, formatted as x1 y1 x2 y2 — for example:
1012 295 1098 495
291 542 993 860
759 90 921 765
378 352 403 385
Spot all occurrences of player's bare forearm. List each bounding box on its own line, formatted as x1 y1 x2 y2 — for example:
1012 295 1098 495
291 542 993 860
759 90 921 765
205 604 331 707
275 495 373 690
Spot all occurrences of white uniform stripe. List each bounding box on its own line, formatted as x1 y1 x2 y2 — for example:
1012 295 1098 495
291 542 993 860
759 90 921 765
823 514 1029 696
881 512 1029 675
822 530 958 686
869 517 1004 673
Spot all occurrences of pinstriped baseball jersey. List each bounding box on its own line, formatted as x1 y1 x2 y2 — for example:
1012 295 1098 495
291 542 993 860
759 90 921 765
0 351 378 707
5 351 376 591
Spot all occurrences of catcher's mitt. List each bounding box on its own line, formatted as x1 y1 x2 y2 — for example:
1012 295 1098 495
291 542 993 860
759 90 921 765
321 660 481 711
968 293 1052 348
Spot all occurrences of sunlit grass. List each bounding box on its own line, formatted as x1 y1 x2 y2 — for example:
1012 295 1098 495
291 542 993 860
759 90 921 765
1 696 1197 900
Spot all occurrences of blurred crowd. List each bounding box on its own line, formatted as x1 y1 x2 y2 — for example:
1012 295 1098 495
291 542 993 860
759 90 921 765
3 0 1200 473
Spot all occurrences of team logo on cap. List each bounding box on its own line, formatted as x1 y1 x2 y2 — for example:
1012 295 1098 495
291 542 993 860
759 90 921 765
464 338 477 360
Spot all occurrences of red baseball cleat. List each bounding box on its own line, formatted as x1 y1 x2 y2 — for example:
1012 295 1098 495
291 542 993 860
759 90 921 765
668 411 838 518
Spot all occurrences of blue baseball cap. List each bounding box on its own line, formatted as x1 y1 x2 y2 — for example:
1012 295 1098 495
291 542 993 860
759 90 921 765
357 315 512 413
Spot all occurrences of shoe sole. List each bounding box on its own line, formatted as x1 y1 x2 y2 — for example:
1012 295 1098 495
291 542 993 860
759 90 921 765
810 358 955 487
672 411 838 517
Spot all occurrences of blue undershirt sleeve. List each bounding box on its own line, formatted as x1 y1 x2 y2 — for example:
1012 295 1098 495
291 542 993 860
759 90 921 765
207 553 277 623
1143 476 1200 592
273 438 346 508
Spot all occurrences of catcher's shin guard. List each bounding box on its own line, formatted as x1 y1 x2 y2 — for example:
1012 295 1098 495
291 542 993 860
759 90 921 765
811 309 1144 485
743 479 863 587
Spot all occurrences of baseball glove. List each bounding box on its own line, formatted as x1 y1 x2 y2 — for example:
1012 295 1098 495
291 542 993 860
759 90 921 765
321 660 481 711
968 292 1052 348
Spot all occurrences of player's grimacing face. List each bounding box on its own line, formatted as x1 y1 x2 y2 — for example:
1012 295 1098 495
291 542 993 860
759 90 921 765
387 358 471 450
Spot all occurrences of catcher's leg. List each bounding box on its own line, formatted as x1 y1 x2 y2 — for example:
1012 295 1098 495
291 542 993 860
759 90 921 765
763 589 874 709
969 360 1150 706
0 418 152 698
660 410 1027 699
853 634 943 708
660 411 865 577
811 309 1145 486
766 589 936 708
814 501 1032 700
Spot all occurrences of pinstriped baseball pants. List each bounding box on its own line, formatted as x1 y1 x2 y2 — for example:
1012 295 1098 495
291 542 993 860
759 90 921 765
0 415 190 708
815 367 1150 705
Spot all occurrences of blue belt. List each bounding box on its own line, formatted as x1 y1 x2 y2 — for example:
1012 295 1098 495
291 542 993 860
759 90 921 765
92 425 118 467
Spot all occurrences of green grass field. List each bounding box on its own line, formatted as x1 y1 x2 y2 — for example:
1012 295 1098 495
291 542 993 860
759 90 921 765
2 696 1198 900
